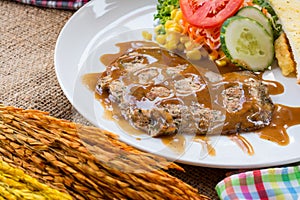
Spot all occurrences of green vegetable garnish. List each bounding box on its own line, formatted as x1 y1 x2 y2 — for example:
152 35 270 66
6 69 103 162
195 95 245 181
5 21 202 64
154 0 180 26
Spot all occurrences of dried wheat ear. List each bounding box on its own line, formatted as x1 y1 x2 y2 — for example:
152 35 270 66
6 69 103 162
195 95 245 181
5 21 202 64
0 104 210 200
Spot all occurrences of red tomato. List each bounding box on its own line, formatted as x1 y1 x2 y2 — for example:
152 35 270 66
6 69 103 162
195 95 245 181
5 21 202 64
180 0 244 28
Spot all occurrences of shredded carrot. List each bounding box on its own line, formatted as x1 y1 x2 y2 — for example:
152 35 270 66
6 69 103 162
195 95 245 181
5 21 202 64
182 23 189 35
246 1 254 6
190 27 197 39
262 7 268 15
182 18 221 50
194 35 204 43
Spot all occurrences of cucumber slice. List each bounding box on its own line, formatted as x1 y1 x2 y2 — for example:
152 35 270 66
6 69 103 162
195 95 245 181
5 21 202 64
220 16 274 71
237 6 273 39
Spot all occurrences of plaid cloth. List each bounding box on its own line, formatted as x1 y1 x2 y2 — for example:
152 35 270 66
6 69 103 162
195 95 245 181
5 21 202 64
216 166 300 200
14 0 90 10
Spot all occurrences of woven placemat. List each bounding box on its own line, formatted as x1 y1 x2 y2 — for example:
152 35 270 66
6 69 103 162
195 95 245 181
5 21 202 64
0 1 229 199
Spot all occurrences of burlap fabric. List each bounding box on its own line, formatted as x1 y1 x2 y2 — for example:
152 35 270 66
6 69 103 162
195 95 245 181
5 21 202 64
0 0 230 199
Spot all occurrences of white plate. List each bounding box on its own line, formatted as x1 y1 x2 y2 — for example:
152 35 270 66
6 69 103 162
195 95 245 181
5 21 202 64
55 0 300 168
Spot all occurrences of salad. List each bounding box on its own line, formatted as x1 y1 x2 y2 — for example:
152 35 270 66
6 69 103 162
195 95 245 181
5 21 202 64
153 0 282 71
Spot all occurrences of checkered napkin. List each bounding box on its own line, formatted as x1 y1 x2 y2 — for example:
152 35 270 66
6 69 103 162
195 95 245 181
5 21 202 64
14 0 89 10
215 166 300 200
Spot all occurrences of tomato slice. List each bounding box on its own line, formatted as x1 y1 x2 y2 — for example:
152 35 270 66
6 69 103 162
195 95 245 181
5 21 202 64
180 0 244 28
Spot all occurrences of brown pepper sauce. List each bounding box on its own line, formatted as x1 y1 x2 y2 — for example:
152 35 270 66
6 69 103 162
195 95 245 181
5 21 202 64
82 41 300 156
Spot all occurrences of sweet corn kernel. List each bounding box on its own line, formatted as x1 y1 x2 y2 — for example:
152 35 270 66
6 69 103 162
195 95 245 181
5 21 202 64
166 32 180 43
142 31 152 41
215 59 228 67
170 9 178 19
186 49 202 60
168 25 183 33
154 24 163 34
156 34 167 45
165 41 178 51
165 20 175 28
174 10 183 22
180 36 190 44
184 40 197 51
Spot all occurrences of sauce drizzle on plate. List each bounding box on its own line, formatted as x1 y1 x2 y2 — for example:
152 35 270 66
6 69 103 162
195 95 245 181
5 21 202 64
229 134 255 155
257 104 300 146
